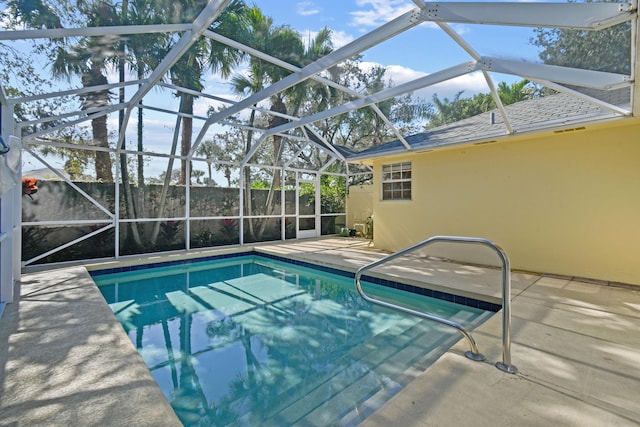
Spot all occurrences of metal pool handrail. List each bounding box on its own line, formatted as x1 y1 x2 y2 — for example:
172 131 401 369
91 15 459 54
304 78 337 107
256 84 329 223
354 235 518 374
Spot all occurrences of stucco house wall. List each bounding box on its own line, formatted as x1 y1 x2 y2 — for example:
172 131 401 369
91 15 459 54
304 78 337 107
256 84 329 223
369 118 640 286
346 184 373 232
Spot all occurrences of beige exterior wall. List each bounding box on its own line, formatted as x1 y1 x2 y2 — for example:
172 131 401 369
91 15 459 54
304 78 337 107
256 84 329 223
347 184 374 231
370 118 640 285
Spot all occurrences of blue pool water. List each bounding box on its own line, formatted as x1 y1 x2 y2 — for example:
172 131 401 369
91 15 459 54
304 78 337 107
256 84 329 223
92 254 493 426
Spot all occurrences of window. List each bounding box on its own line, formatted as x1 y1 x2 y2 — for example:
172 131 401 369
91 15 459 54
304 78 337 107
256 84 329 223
381 162 412 200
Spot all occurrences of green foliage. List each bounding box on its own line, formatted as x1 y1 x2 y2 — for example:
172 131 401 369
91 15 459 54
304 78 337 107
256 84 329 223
64 156 89 180
156 169 181 185
192 169 205 184
250 180 270 190
299 175 346 214
196 123 246 186
0 1 79 150
427 91 490 129
298 181 315 198
497 80 537 105
320 175 346 214
3 0 62 29
426 80 541 129
317 59 430 151
531 1 630 74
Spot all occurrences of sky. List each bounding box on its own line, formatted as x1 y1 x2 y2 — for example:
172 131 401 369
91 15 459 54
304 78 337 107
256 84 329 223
191 0 545 142
240 0 543 99
185 0 546 135
19 0 547 178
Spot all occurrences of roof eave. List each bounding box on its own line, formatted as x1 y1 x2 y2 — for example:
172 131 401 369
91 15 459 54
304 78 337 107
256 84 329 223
345 113 630 164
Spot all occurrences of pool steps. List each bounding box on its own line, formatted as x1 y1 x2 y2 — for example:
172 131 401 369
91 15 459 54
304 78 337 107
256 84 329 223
248 307 482 425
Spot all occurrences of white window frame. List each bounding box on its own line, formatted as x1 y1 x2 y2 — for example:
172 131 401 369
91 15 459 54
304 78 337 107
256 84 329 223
381 161 412 201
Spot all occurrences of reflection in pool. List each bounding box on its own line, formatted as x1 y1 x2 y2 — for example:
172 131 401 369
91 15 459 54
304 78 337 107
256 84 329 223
93 255 492 426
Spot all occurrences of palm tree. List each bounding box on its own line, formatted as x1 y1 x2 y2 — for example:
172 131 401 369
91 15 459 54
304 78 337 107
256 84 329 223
230 12 333 240
195 138 222 185
122 0 170 186
228 5 275 238
51 0 119 182
168 0 248 185
130 0 246 248
268 27 333 186
111 0 173 249
497 80 537 105
5 0 62 28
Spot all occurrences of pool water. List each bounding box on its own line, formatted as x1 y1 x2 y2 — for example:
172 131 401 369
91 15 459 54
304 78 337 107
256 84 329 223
93 255 492 426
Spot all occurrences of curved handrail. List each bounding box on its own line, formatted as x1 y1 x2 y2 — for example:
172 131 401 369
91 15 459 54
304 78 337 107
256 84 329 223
354 235 517 373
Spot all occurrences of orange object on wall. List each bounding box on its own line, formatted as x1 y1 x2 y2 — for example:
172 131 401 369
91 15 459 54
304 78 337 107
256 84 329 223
22 178 38 199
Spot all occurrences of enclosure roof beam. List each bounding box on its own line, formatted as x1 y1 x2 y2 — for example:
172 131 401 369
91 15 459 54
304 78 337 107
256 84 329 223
139 104 207 120
485 57 631 90
435 21 514 134
142 103 297 135
118 0 231 149
240 134 266 167
201 30 411 151
157 81 299 122
417 2 635 30
482 70 514 134
8 79 147 105
18 104 116 128
528 79 631 116
0 24 192 41
263 61 478 137
28 137 205 163
302 126 347 162
319 157 337 173
193 7 424 150
22 103 129 142
25 137 131 155
284 143 310 168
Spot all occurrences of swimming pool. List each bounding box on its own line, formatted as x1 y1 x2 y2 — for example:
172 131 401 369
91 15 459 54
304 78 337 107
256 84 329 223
92 253 494 426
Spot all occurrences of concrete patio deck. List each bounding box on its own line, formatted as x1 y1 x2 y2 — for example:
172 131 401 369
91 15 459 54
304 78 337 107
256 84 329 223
1 237 639 426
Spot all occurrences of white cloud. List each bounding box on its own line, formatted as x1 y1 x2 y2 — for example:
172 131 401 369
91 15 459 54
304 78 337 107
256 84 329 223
422 72 489 99
350 0 414 28
356 61 428 87
329 30 355 49
296 1 321 16
356 60 489 101
382 64 427 85
193 96 229 118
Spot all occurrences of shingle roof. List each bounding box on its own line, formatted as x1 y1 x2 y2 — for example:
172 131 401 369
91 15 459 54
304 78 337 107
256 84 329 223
344 91 630 161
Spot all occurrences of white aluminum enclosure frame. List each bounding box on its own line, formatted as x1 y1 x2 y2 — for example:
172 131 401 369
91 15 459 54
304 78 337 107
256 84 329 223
0 0 638 307
0 88 19 307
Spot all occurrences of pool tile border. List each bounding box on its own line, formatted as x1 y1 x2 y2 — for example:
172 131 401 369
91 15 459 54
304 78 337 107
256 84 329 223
258 252 501 312
89 250 254 276
89 250 500 312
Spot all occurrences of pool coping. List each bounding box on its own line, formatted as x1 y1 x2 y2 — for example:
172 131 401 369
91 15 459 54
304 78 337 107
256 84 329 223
0 265 182 427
